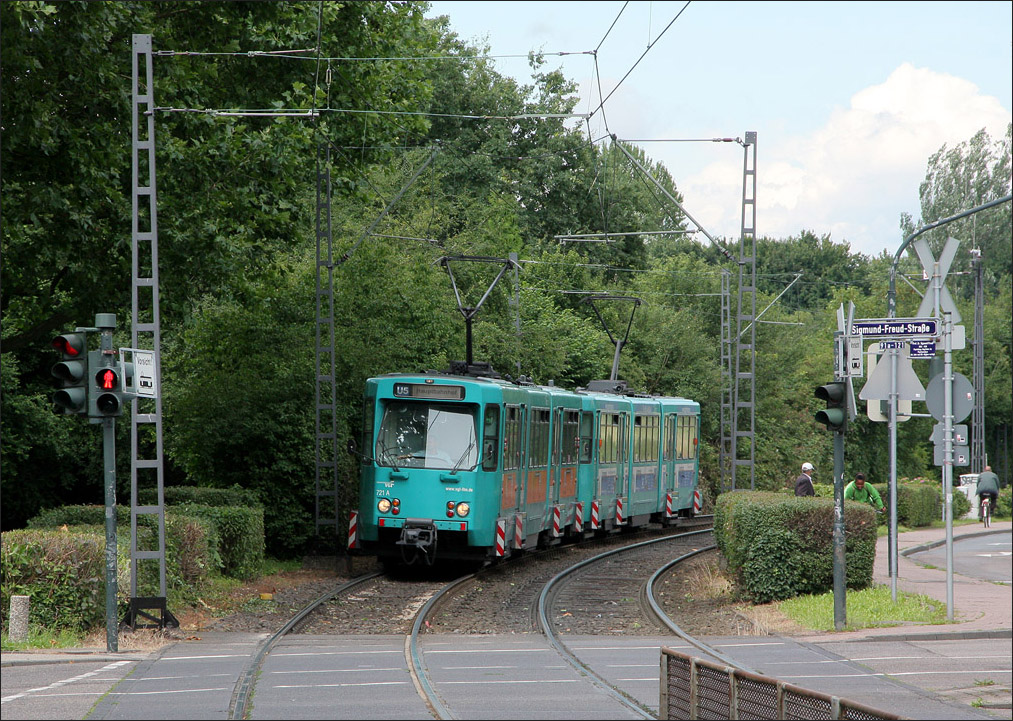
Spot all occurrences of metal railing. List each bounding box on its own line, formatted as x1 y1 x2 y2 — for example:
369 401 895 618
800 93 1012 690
660 647 905 720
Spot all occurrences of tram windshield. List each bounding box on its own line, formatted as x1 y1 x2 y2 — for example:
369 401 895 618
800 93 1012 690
376 401 478 471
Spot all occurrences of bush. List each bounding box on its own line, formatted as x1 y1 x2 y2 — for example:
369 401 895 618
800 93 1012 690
997 486 1012 518
138 484 262 509
175 504 264 580
1 529 105 632
877 482 939 527
715 491 878 603
25 505 222 604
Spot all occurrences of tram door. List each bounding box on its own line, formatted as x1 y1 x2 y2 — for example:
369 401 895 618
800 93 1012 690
663 412 677 504
596 410 628 522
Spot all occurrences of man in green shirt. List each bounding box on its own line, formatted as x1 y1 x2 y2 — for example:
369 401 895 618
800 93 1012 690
844 473 884 512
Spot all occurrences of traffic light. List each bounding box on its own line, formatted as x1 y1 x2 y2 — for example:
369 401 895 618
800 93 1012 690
51 333 89 415
89 354 123 417
814 381 847 432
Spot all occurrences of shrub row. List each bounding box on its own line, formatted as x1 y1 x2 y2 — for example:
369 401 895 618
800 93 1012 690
25 496 264 581
1 529 105 632
714 491 878 603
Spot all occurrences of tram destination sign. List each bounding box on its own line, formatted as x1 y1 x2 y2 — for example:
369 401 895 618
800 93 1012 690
850 317 937 338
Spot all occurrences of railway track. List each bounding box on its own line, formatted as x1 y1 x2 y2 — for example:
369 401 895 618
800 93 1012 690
229 516 719 719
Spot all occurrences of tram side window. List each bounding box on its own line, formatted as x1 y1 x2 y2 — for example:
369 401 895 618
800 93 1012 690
598 412 624 464
504 406 522 470
560 410 579 464
634 414 659 462
482 405 500 471
676 414 698 460
361 400 374 465
579 411 594 463
663 413 676 462
529 408 551 468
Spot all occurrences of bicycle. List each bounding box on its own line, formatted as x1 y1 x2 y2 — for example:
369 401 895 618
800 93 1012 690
980 496 991 528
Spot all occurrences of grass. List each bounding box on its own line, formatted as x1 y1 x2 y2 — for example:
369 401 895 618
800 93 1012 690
1 625 87 652
777 584 948 631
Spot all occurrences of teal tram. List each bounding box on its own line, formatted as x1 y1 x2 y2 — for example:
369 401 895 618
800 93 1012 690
348 366 701 566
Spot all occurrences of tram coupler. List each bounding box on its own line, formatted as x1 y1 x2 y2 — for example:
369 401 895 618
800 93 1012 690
397 519 437 552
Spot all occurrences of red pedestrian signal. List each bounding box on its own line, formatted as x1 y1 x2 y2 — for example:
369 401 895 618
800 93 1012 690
90 364 123 417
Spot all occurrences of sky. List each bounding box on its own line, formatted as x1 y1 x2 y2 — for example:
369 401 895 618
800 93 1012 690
425 1 1012 258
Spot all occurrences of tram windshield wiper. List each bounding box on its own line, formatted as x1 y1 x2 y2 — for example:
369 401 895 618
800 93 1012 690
449 439 475 475
378 441 399 472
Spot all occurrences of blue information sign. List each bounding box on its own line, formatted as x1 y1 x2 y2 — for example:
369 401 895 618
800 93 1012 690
909 340 936 358
850 318 937 338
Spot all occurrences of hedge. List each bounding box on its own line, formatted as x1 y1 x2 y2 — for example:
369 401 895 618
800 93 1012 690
714 491 878 603
138 484 262 508
1 529 105 632
174 504 264 580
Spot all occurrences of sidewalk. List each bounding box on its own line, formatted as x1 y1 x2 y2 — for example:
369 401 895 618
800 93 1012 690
799 519 1012 643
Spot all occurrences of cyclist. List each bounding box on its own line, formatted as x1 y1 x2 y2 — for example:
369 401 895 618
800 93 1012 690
976 465 1000 521
844 473 884 513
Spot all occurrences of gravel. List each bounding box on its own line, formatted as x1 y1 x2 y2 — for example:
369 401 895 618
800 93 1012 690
195 541 778 639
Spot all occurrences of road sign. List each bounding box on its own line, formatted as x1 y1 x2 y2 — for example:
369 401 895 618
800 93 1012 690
846 336 863 377
859 342 925 402
934 443 970 467
913 236 962 324
120 348 158 399
926 372 974 423
931 423 968 446
850 318 937 338
909 340 935 358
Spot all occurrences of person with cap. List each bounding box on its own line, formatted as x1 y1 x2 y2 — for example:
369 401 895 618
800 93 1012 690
844 472 884 512
794 462 815 497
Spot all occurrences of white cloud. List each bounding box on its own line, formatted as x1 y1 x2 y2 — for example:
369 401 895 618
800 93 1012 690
678 64 1012 257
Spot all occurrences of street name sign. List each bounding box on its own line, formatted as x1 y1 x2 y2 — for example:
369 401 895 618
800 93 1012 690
850 318 937 338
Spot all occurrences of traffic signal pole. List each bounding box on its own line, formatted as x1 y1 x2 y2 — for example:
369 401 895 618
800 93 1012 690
815 367 847 630
96 314 119 653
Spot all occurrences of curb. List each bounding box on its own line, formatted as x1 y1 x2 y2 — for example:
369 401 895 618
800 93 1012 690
898 526 1011 557
1 653 147 667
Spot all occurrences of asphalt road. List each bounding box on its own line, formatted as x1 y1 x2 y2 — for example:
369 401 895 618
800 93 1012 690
908 531 1012 584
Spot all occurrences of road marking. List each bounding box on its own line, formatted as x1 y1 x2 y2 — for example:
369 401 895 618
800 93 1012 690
1 661 132 705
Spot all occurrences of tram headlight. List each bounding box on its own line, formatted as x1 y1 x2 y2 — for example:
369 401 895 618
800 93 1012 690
455 502 470 518
377 499 391 513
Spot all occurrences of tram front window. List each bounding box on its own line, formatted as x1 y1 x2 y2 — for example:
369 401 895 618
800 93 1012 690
376 401 478 471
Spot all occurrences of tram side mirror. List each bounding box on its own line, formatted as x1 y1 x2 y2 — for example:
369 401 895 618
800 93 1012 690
346 439 358 455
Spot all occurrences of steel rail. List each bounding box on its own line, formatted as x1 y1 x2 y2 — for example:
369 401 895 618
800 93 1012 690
644 545 759 674
407 572 478 720
228 571 382 720
536 526 714 719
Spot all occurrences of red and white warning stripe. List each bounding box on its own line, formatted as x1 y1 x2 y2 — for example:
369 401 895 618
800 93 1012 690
616 497 625 526
514 514 525 549
495 518 507 556
551 505 562 537
574 502 584 532
590 500 600 530
693 489 702 514
665 492 674 518
347 510 359 549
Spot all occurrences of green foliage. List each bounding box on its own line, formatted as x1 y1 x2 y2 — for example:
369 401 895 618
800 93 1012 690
2 2 1009 567
952 487 971 520
878 482 940 528
997 486 1012 518
138 484 262 508
715 491 877 603
175 504 264 580
1 529 105 631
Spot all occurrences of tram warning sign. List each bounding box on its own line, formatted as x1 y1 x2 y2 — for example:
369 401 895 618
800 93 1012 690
850 318 937 338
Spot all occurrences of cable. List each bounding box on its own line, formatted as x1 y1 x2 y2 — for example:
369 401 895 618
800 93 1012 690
588 1 691 120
